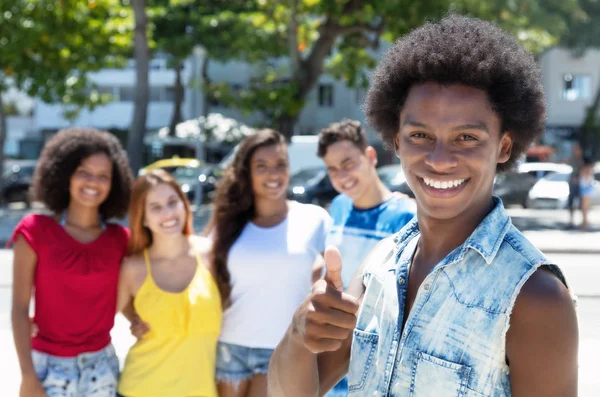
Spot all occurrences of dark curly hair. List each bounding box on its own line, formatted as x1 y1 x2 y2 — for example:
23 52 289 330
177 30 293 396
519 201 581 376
31 127 134 220
317 119 368 157
204 129 287 305
365 14 546 172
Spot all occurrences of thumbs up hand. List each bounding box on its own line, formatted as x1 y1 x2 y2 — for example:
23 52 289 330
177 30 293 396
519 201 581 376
291 246 360 354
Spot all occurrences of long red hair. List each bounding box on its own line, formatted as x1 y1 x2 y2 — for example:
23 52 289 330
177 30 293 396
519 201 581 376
127 169 193 255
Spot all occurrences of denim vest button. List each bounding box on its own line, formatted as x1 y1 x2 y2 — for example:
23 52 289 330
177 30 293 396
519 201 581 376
424 283 430 291
398 277 405 285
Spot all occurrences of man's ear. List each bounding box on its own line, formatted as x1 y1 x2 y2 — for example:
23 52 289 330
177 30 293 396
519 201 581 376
365 146 378 167
393 133 401 159
497 132 513 165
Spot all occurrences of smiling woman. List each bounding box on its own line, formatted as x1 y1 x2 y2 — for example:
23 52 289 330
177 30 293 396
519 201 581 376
10 127 133 397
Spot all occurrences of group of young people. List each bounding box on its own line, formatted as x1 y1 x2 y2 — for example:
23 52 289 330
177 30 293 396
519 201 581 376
11 114 413 396
12 14 579 397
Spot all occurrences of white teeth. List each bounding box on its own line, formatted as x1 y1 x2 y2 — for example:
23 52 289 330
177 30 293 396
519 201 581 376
423 178 466 190
343 181 356 189
161 220 177 228
83 188 98 196
266 182 280 188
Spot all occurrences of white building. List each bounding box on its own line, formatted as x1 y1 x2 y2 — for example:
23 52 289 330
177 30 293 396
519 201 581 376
538 47 600 160
30 46 600 161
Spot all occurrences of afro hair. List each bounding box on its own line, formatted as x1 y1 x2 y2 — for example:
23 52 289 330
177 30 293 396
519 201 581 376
31 127 134 220
365 14 546 171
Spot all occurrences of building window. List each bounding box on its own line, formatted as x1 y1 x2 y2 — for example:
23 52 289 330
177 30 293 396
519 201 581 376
119 86 135 102
319 84 334 107
563 74 592 101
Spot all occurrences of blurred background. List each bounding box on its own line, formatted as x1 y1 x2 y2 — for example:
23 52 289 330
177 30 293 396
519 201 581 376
1 0 600 395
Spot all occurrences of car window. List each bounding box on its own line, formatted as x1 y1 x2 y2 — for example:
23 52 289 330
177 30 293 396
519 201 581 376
290 168 326 186
545 172 570 182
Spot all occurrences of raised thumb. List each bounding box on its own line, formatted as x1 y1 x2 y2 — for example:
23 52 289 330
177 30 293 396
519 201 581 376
324 245 344 292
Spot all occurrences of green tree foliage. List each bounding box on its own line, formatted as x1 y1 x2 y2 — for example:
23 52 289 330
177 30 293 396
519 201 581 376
202 0 584 139
0 0 132 179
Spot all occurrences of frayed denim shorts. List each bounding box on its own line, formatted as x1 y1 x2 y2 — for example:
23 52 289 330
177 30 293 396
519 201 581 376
215 341 274 385
32 344 119 397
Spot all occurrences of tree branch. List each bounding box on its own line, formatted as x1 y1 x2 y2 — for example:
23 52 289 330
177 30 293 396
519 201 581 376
288 0 300 76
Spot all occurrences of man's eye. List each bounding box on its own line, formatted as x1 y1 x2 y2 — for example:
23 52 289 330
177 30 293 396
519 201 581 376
459 134 477 141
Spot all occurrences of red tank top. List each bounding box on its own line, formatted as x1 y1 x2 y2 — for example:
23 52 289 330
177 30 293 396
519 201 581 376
11 214 129 356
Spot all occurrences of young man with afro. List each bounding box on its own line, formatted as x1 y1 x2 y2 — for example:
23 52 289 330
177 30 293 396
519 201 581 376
268 14 578 397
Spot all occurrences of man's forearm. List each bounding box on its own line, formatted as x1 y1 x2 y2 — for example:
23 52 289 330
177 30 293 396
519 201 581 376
268 327 319 397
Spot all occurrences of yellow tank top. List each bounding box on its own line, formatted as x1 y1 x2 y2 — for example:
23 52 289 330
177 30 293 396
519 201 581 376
118 249 222 397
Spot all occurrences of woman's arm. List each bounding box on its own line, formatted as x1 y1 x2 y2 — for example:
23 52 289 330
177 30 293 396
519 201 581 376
116 258 134 315
11 236 46 396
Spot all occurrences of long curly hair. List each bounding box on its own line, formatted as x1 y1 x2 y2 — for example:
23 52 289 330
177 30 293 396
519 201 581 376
31 127 133 220
205 129 287 304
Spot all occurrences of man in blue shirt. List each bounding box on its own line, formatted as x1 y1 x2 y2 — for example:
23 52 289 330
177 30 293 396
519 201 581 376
318 119 415 396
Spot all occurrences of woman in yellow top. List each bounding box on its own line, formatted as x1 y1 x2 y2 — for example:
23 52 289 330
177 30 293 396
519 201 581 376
116 169 223 397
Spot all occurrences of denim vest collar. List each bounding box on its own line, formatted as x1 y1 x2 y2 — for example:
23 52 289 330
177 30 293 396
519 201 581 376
393 196 510 266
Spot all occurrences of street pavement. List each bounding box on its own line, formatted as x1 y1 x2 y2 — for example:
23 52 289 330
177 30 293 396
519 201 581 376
0 206 598 395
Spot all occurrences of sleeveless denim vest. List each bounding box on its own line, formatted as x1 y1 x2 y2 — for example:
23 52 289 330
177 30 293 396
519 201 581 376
347 198 573 397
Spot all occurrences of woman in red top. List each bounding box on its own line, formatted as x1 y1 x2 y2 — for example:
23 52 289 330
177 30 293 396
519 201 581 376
11 128 133 397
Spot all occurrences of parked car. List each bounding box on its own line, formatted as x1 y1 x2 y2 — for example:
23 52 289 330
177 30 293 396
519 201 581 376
287 167 337 206
377 164 414 197
493 171 538 207
527 165 600 209
1 160 37 205
516 162 572 180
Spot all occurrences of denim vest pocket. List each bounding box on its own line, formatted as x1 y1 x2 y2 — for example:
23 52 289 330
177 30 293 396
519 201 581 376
409 352 471 397
348 329 379 392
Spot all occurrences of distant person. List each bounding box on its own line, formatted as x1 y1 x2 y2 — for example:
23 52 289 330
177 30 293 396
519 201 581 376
206 129 331 397
268 15 577 397
567 142 583 229
116 170 222 397
11 128 133 397
317 119 416 397
579 159 595 230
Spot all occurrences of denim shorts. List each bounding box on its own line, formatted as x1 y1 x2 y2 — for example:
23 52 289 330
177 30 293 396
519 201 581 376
215 341 274 384
32 344 119 397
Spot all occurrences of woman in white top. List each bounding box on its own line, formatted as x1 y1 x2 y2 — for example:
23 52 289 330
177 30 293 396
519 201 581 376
206 129 331 397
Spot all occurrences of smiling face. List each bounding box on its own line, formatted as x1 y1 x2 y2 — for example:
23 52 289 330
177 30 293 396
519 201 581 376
144 183 188 237
250 144 290 201
322 140 378 201
69 153 113 210
395 83 512 220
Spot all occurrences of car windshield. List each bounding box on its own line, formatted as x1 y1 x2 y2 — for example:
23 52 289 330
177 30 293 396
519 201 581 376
378 166 405 185
545 172 570 182
289 168 325 186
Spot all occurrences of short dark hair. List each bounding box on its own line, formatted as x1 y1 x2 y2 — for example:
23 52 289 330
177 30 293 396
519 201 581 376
365 14 546 172
317 119 368 158
31 127 134 220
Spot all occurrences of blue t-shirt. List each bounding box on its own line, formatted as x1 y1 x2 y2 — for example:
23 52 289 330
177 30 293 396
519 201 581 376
326 194 416 288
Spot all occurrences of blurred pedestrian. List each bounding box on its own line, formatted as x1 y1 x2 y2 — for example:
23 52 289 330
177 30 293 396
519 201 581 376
567 142 583 229
10 128 132 397
579 159 595 230
116 170 222 397
317 119 416 397
206 129 331 397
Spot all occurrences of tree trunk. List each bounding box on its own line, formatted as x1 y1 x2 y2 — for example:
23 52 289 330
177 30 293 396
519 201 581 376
127 0 149 175
201 56 210 119
0 90 7 200
168 61 184 137
278 114 298 141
